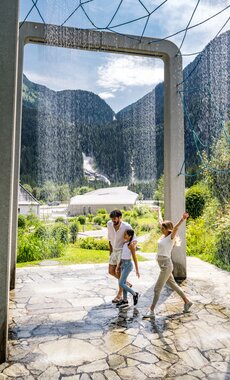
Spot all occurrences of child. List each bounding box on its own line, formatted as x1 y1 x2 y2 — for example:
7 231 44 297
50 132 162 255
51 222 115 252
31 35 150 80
143 207 192 319
115 229 140 309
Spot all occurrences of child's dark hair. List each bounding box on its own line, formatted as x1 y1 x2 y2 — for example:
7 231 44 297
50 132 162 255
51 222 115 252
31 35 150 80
126 229 134 245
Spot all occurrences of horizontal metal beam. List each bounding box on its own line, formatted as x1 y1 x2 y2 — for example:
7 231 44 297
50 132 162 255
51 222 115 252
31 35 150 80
19 22 180 60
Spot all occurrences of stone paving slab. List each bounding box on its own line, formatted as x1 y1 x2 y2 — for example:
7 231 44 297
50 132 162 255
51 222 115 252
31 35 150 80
1 257 230 379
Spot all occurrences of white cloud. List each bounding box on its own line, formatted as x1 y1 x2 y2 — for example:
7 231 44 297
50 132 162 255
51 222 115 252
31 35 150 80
97 56 164 92
98 92 115 99
150 0 230 65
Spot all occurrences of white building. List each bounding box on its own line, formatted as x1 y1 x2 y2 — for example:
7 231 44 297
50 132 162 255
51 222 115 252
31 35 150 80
18 184 40 216
68 186 138 216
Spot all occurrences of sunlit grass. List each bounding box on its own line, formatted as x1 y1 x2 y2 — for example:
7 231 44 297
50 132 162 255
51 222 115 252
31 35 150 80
140 228 162 253
17 245 147 267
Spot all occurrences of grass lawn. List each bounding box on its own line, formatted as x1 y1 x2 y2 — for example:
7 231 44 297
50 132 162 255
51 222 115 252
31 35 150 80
140 228 162 253
136 214 157 225
17 245 148 267
78 224 103 232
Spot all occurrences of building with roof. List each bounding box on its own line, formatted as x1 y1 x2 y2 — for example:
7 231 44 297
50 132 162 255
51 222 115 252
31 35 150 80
18 184 40 215
68 186 138 216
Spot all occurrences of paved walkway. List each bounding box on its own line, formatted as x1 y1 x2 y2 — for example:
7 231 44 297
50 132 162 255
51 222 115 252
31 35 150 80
0 258 230 380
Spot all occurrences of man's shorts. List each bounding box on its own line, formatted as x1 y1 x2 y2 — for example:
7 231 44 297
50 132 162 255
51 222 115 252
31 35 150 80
109 249 122 266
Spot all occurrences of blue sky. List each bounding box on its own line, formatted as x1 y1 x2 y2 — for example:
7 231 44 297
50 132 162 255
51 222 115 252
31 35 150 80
20 0 230 112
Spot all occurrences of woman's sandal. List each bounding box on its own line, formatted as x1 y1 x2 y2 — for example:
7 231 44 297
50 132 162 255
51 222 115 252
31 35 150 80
112 297 122 304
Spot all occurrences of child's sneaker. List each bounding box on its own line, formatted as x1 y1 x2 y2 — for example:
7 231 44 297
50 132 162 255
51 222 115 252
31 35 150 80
183 301 193 313
116 299 124 307
118 300 129 309
133 292 139 306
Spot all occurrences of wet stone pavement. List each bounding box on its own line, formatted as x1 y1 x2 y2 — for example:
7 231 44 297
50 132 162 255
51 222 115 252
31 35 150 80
1 257 230 380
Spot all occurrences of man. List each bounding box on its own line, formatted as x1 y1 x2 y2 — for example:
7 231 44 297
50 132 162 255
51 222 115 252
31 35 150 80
107 209 137 303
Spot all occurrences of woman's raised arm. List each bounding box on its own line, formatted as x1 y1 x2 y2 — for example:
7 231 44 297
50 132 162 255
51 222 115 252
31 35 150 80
171 212 189 239
157 206 163 227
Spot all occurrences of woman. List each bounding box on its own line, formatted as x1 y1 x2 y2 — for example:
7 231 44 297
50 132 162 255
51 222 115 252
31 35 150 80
115 229 140 309
143 207 192 319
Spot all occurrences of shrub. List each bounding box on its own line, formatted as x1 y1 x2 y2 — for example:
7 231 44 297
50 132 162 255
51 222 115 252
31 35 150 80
140 223 154 232
17 233 46 262
69 222 79 244
47 238 65 258
130 210 138 218
18 214 26 229
133 205 150 217
51 223 69 244
93 216 102 225
186 218 215 257
215 210 230 266
122 211 131 218
96 208 107 215
17 231 64 262
78 237 109 250
67 217 78 223
129 218 138 230
97 214 110 226
78 215 86 225
123 216 131 224
87 213 94 222
26 213 40 227
34 225 49 239
186 183 209 219
55 217 65 223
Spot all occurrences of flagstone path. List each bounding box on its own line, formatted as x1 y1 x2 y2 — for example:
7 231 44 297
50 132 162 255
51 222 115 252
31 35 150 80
0 257 229 379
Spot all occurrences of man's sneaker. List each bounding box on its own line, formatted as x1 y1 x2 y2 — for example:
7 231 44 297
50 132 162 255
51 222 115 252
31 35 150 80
133 292 139 306
118 300 129 309
142 310 155 319
183 301 193 313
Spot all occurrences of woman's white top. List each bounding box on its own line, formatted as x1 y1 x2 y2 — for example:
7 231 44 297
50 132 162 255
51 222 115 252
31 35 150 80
157 234 175 258
121 242 132 260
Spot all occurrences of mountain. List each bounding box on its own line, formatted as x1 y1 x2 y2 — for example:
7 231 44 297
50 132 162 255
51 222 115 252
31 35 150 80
117 91 156 181
20 30 230 188
21 77 157 186
183 30 230 172
122 30 230 179
21 77 115 185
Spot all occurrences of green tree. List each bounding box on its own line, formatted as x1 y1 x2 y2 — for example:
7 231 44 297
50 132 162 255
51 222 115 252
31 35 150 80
33 186 41 200
186 183 209 219
40 181 56 202
18 214 26 229
69 222 79 244
78 215 86 231
55 184 71 202
78 215 86 225
22 183 33 194
153 175 164 201
51 223 69 244
72 186 94 195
